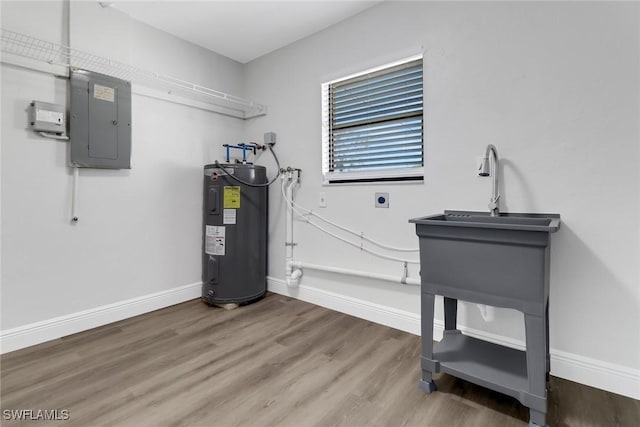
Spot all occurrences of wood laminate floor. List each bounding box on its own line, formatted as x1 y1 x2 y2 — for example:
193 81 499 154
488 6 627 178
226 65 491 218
1 293 638 426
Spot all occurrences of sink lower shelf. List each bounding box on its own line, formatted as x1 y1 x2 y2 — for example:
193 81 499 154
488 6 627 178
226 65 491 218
430 331 529 401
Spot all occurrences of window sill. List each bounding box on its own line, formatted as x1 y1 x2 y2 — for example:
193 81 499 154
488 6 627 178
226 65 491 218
322 168 424 186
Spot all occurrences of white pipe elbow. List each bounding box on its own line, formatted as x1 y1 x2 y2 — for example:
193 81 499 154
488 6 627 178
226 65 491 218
287 268 303 288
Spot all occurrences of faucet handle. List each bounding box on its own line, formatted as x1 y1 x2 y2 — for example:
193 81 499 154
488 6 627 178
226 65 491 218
489 192 500 211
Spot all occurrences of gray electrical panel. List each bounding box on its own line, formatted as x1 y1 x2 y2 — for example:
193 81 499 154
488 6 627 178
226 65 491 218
70 69 132 169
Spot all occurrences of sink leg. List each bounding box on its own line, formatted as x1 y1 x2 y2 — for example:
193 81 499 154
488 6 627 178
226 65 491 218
545 302 551 379
420 293 436 394
444 297 458 331
525 313 548 427
528 409 548 427
419 377 437 393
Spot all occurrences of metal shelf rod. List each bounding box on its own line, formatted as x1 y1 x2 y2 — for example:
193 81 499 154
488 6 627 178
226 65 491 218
0 28 266 119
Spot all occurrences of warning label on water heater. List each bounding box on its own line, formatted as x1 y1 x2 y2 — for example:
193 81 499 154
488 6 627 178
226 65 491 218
223 209 236 225
224 186 241 209
205 225 225 256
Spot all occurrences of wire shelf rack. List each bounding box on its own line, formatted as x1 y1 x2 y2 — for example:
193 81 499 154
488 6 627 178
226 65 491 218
1 29 266 119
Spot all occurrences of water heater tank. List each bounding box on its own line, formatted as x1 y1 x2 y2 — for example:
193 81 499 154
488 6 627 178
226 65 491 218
202 164 267 305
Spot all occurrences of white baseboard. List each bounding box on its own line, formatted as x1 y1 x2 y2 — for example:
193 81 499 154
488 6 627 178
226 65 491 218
268 276 640 400
0 282 202 354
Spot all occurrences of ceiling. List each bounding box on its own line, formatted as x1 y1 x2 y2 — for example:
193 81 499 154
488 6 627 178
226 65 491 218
108 1 383 64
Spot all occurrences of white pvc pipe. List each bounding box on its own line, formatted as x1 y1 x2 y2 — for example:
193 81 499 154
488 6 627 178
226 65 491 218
280 183 419 264
71 167 79 223
281 172 417 288
284 176 302 287
286 197 418 252
284 179 291 265
285 177 293 283
290 261 420 286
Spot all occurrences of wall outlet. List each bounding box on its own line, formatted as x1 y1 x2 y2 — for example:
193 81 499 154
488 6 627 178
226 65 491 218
319 192 327 208
375 192 389 208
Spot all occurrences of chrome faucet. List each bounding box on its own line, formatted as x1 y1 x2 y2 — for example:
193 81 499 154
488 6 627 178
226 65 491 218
478 144 500 216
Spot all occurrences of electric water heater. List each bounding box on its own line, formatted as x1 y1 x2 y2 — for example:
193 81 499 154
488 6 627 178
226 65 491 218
202 164 268 305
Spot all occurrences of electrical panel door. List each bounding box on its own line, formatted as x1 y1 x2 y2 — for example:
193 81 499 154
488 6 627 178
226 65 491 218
70 69 131 169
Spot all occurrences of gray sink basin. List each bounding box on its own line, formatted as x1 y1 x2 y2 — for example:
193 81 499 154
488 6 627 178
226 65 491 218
409 209 561 313
410 210 560 232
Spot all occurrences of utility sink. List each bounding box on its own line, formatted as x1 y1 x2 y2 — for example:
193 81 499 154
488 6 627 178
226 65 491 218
409 210 560 313
410 209 561 427
410 210 560 232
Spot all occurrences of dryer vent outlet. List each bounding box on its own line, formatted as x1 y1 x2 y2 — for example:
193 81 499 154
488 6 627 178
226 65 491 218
375 192 389 208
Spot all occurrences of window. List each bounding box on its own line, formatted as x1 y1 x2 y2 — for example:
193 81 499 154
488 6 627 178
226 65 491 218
322 56 423 184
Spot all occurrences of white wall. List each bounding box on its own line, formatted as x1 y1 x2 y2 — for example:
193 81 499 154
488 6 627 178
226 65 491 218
1 1 244 335
244 1 640 397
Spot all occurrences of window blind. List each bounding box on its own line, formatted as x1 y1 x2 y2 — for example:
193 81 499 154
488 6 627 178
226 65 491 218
328 59 423 176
